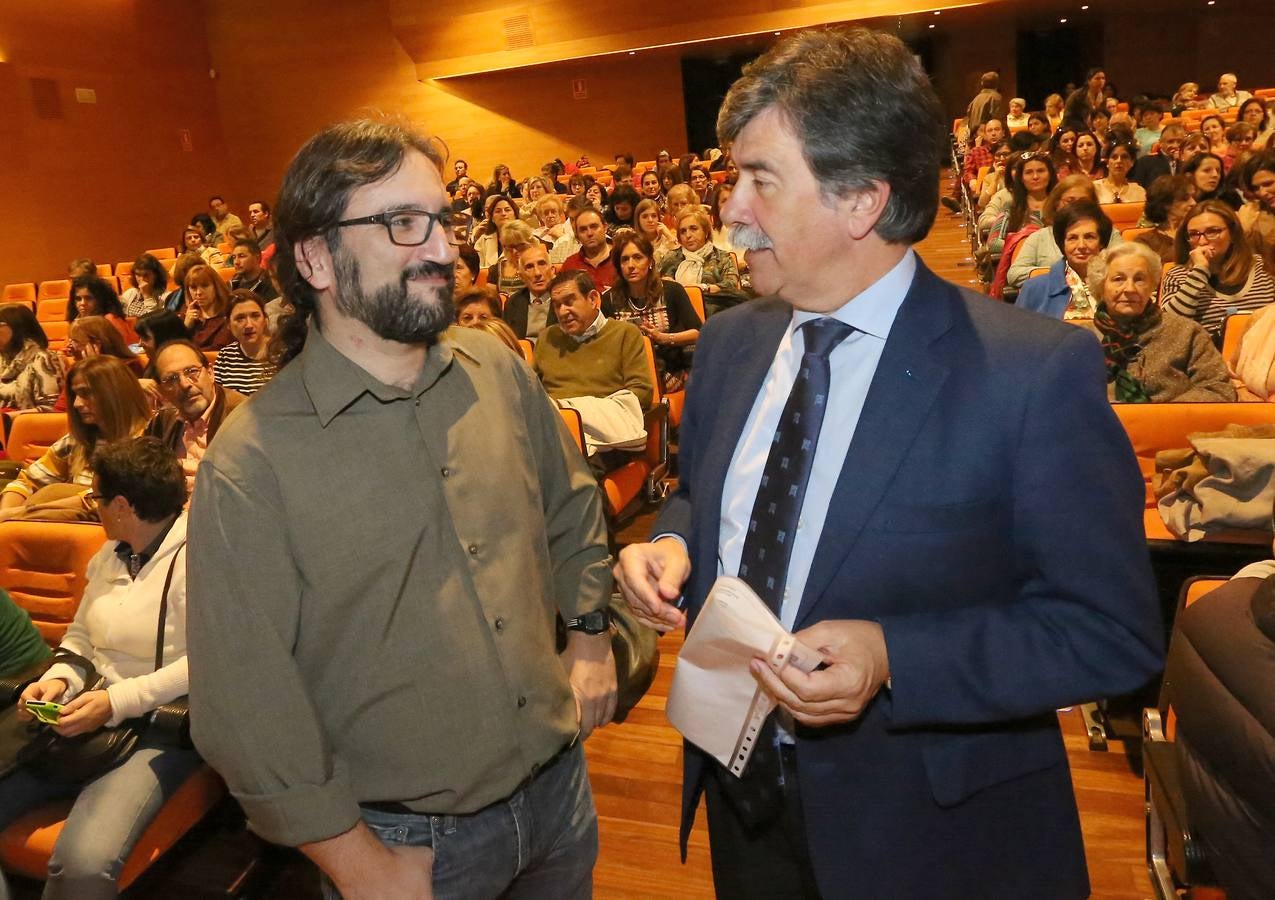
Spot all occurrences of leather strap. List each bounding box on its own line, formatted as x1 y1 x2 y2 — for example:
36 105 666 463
155 541 186 671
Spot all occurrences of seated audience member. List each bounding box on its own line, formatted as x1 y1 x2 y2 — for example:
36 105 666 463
1201 115 1229 156
180 225 224 268
1164 200 1275 337
454 244 480 292
687 167 712 204
0 357 150 522
660 208 742 314
1087 243 1234 402
533 194 569 244
1 436 196 899
1137 175 1196 264
655 148 673 169
658 165 682 195
67 258 97 280
0 304 61 411
68 274 137 344
603 232 700 394
585 182 609 214
1179 132 1211 168
503 242 557 341
708 183 739 259
1089 109 1113 148
1026 112 1052 142
1132 124 1187 185
1240 150 1275 271
663 183 700 231
985 152 1057 261
954 118 1005 210
453 285 504 329
1231 301 1275 400
212 292 277 396
145 340 245 493
209 194 244 244
1072 130 1105 180
1208 72 1251 111
134 311 191 381
247 200 275 254
559 208 617 291
488 163 521 198
228 239 278 301
1184 151 1235 208
1172 82 1208 113
518 176 555 227
1093 140 1146 204
0 588 49 678
1224 122 1258 172
489 221 536 297
121 253 169 318
181 265 234 351
635 198 678 263
605 185 640 236
67 316 144 377
1005 98 1028 130
189 213 216 246
567 172 590 197
639 169 665 211
1239 97 1273 149
472 196 518 268
1018 201 1113 319
976 142 1014 213
1008 177 1120 289
165 252 206 315
446 159 468 197
548 195 590 264
535 272 653 468
1048 128 1078 176
474 317 524 356
1134 106 1165 157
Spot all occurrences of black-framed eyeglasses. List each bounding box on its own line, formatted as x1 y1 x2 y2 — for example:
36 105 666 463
86 492 106 507
336 209 459 246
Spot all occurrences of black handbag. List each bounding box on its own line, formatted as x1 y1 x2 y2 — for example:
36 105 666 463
19 542 187 785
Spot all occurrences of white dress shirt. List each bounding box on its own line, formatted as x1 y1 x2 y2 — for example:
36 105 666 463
717 250 916 630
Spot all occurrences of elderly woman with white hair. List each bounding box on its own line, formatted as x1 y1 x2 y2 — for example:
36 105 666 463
1006 97 1029 130
1084 242 1235 402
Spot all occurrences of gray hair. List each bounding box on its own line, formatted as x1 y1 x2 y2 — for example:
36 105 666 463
716 27 946 245
1087 242 1163 299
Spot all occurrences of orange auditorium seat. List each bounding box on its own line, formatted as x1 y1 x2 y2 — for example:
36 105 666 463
0 520 105 643
4 412 68 464
1100 203 1144 231
115 261 134 279
2 284 36 307
35 298 66 323
601 338 669 524
145 247 176 260
710 170 727 184
558 407 585 454
41 321 69 352
1122 227 1153 242
216 267 234 284
682 285 706 324
1027 267 1050 280
94 264 112 278
518 339 534 364
37 281 70 302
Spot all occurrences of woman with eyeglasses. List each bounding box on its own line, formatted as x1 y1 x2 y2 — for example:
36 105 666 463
977 141 1013 212
1163 200 1275 338
1239 98 1273 150
121 253 170 318
0 356 150 523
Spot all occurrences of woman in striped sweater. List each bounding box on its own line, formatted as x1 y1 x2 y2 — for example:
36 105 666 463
211 291 276 395
1163 200 1275 338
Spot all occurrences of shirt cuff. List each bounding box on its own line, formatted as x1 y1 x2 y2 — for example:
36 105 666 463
651 532 687 553
233 775 363 847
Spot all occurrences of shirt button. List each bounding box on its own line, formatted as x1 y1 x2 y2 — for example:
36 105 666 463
517 695 527 708
468 544 479 556
494 617 505 632
440 467 450 477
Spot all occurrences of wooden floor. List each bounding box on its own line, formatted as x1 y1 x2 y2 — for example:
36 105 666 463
18 200 1155 899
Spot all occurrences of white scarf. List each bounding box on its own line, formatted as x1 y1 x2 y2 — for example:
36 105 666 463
674 244 714 287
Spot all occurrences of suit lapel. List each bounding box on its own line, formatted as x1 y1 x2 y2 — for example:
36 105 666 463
693 301 791 572
794 263 955 627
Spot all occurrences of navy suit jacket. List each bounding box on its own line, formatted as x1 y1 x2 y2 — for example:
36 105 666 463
654 259 1163 899
1016 258 1072 319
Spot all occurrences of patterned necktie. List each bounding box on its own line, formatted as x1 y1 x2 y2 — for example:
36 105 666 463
738 317 856 614
715 317 855 830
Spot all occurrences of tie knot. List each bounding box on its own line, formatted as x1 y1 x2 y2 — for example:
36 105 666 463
800 318 855 359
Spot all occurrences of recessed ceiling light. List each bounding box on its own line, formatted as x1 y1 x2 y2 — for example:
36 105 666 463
1060 17 1068 22
929 23 936 28
1207 1 1215 5
628 51 635 55
774 31 780 35
934 10 941 14
1081 4 1088 8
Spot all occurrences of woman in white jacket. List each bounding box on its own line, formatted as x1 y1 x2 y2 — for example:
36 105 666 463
0 436 195 899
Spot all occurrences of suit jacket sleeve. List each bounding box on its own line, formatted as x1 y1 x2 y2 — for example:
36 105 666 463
878 326 1164 727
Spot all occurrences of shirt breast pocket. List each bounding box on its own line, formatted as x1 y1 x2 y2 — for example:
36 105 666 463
870 498 1001 534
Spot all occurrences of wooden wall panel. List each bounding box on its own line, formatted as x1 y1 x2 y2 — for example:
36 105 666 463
0 1 231 288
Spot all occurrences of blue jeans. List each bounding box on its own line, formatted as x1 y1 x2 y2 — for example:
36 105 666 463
322 742 597 900
0 737 201 900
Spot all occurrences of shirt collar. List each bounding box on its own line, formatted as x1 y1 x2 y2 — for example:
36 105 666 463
569 310 608 344
790 248 916 342
113 514 180 575
300 324 473 427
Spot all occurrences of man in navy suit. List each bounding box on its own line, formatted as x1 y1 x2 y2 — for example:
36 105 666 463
615 27 1164 899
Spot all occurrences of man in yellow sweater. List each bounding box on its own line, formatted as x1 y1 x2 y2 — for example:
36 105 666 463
535 271 654 465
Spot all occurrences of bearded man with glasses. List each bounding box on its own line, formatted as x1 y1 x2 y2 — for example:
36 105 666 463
184 119 613 899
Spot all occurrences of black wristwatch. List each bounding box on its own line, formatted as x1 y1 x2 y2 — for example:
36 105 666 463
565 609 611 635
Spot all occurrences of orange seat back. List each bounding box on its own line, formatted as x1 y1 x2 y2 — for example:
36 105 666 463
1121 227 1153 242
3 284 37 307
37 281 70 302
35 298 66 324
41 321 69 352
1027 267 1050 279
216 267 234 284
1221 312 1255 366
0 521 106 643
145 247 176 260
682 285 706 323
517 339 534 364
94 264 112 278
1100 202 1144 231
5 413 68 464
558 407 585 454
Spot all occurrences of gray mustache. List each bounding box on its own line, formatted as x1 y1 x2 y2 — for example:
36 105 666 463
728 224 774 251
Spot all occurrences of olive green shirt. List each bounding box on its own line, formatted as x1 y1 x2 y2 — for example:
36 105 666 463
186 325 610 846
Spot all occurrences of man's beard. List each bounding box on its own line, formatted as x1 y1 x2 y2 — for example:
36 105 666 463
333 252 454 344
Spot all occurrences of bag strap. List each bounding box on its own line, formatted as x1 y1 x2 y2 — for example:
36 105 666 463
155 541 186 672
